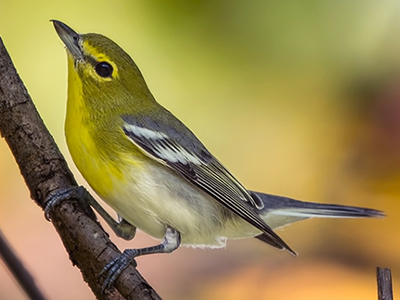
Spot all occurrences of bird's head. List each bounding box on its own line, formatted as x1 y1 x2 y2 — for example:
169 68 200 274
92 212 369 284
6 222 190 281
52 20 155 114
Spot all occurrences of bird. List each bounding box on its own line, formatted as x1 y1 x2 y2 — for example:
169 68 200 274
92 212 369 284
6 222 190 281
50 20 384 290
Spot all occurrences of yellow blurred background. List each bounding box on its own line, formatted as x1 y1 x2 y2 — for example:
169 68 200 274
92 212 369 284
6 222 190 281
0 1 399 299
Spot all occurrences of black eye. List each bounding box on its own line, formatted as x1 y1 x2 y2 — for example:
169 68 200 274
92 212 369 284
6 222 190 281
95 61 113 78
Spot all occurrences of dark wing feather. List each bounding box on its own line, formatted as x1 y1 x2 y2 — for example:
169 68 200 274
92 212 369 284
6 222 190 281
121 114 294 254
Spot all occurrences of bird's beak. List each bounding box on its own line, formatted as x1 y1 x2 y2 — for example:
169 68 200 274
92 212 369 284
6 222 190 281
52 20 83 60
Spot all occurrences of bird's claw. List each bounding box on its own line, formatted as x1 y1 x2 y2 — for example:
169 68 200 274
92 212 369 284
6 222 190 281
100 249 138 292
44 186 90 221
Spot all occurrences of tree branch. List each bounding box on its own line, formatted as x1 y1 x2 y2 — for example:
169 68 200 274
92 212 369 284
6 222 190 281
0 230 47 300
0 36 162 300
377 267 393 300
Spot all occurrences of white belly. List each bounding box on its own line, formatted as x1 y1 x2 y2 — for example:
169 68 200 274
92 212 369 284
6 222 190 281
101 161 259 248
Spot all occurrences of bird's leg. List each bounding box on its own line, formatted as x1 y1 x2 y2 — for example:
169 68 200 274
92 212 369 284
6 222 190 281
44 186 136 240
88 196 136 240
101 227 181 291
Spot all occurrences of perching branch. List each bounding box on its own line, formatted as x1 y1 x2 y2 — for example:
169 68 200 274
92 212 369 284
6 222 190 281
0 36 162 300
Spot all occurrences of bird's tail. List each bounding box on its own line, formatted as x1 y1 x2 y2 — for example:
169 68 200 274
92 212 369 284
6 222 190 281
251 191 384 220
249 191 384 254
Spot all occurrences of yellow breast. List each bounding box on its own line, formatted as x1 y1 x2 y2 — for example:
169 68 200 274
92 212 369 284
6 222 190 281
64 54 126 198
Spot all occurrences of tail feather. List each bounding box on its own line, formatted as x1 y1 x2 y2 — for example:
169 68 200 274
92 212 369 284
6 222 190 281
250 191 384 229
266 202 384 219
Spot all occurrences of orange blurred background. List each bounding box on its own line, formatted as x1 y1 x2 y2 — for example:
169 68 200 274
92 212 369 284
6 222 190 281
0 1 399 299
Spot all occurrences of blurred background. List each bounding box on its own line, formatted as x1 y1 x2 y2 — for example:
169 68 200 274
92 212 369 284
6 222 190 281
0 0 399 299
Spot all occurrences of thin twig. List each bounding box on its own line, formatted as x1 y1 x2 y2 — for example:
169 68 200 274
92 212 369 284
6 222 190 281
377 267 393 300
0 230 47 300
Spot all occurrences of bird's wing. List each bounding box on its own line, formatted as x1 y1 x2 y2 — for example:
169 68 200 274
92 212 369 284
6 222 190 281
121 114 294 254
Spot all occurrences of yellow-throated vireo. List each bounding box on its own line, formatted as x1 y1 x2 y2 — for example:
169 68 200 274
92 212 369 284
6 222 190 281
49 20 384 290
